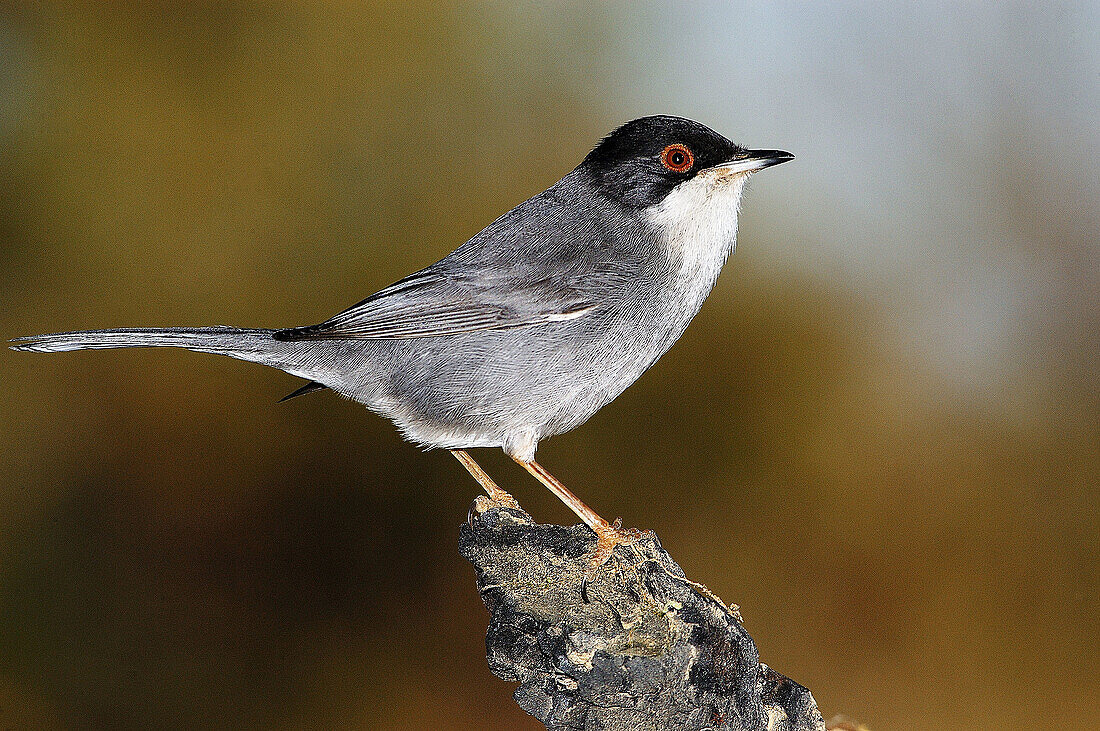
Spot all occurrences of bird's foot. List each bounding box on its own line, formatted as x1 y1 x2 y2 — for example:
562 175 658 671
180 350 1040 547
588 517 645 568
452 449 521 513
467 490 523 528
485 485 521 511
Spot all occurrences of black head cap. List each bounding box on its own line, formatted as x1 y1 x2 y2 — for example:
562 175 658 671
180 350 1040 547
579 115 744 209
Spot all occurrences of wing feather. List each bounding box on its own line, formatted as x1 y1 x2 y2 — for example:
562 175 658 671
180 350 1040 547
273 269 596 342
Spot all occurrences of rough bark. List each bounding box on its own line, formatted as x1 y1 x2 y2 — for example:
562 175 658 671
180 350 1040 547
459 498 827 731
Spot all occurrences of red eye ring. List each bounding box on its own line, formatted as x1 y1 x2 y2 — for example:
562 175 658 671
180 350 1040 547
660 143 694 173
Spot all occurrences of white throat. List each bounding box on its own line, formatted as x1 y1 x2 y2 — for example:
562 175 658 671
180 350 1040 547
646 169 748 283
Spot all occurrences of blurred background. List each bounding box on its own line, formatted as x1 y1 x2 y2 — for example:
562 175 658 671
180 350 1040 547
0 2 1096 728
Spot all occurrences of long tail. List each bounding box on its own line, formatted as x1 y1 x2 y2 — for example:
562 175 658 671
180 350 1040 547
10 326 275 354
9 327 330 393
10 325 341 402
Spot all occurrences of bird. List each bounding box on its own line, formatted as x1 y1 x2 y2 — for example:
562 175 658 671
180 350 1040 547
11 115 792 564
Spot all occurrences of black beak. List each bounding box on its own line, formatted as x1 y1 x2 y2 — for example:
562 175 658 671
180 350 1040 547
715 149 794 174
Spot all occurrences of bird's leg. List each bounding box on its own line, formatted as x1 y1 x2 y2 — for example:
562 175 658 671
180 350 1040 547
513 458 642 566
450 450 520 509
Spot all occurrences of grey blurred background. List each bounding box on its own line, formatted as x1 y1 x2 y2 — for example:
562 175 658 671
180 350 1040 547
0 3 1096 728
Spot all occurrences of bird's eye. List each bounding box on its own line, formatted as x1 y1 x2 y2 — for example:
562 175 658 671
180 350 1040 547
660 143 694 173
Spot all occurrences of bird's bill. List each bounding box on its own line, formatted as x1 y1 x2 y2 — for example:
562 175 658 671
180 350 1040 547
712 149 794 174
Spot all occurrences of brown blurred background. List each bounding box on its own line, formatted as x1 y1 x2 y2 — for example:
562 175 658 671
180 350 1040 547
1 3 1096 729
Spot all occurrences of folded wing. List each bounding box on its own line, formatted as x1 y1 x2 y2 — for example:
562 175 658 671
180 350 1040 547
273 269 596 341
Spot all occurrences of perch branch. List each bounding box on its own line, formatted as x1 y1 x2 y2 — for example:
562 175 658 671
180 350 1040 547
459 497 828 731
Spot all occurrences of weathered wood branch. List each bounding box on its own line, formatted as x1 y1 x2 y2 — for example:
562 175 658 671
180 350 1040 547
459 498 827 731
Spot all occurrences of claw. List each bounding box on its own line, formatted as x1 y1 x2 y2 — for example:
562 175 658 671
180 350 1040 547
488 487 521 511
452 449 523 512
506 456 642 570
587 518 644 568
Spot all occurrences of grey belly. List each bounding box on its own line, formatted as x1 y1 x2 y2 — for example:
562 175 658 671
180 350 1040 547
324 307 683 451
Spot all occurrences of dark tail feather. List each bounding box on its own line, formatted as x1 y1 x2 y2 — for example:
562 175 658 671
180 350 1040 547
278 381 329 403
